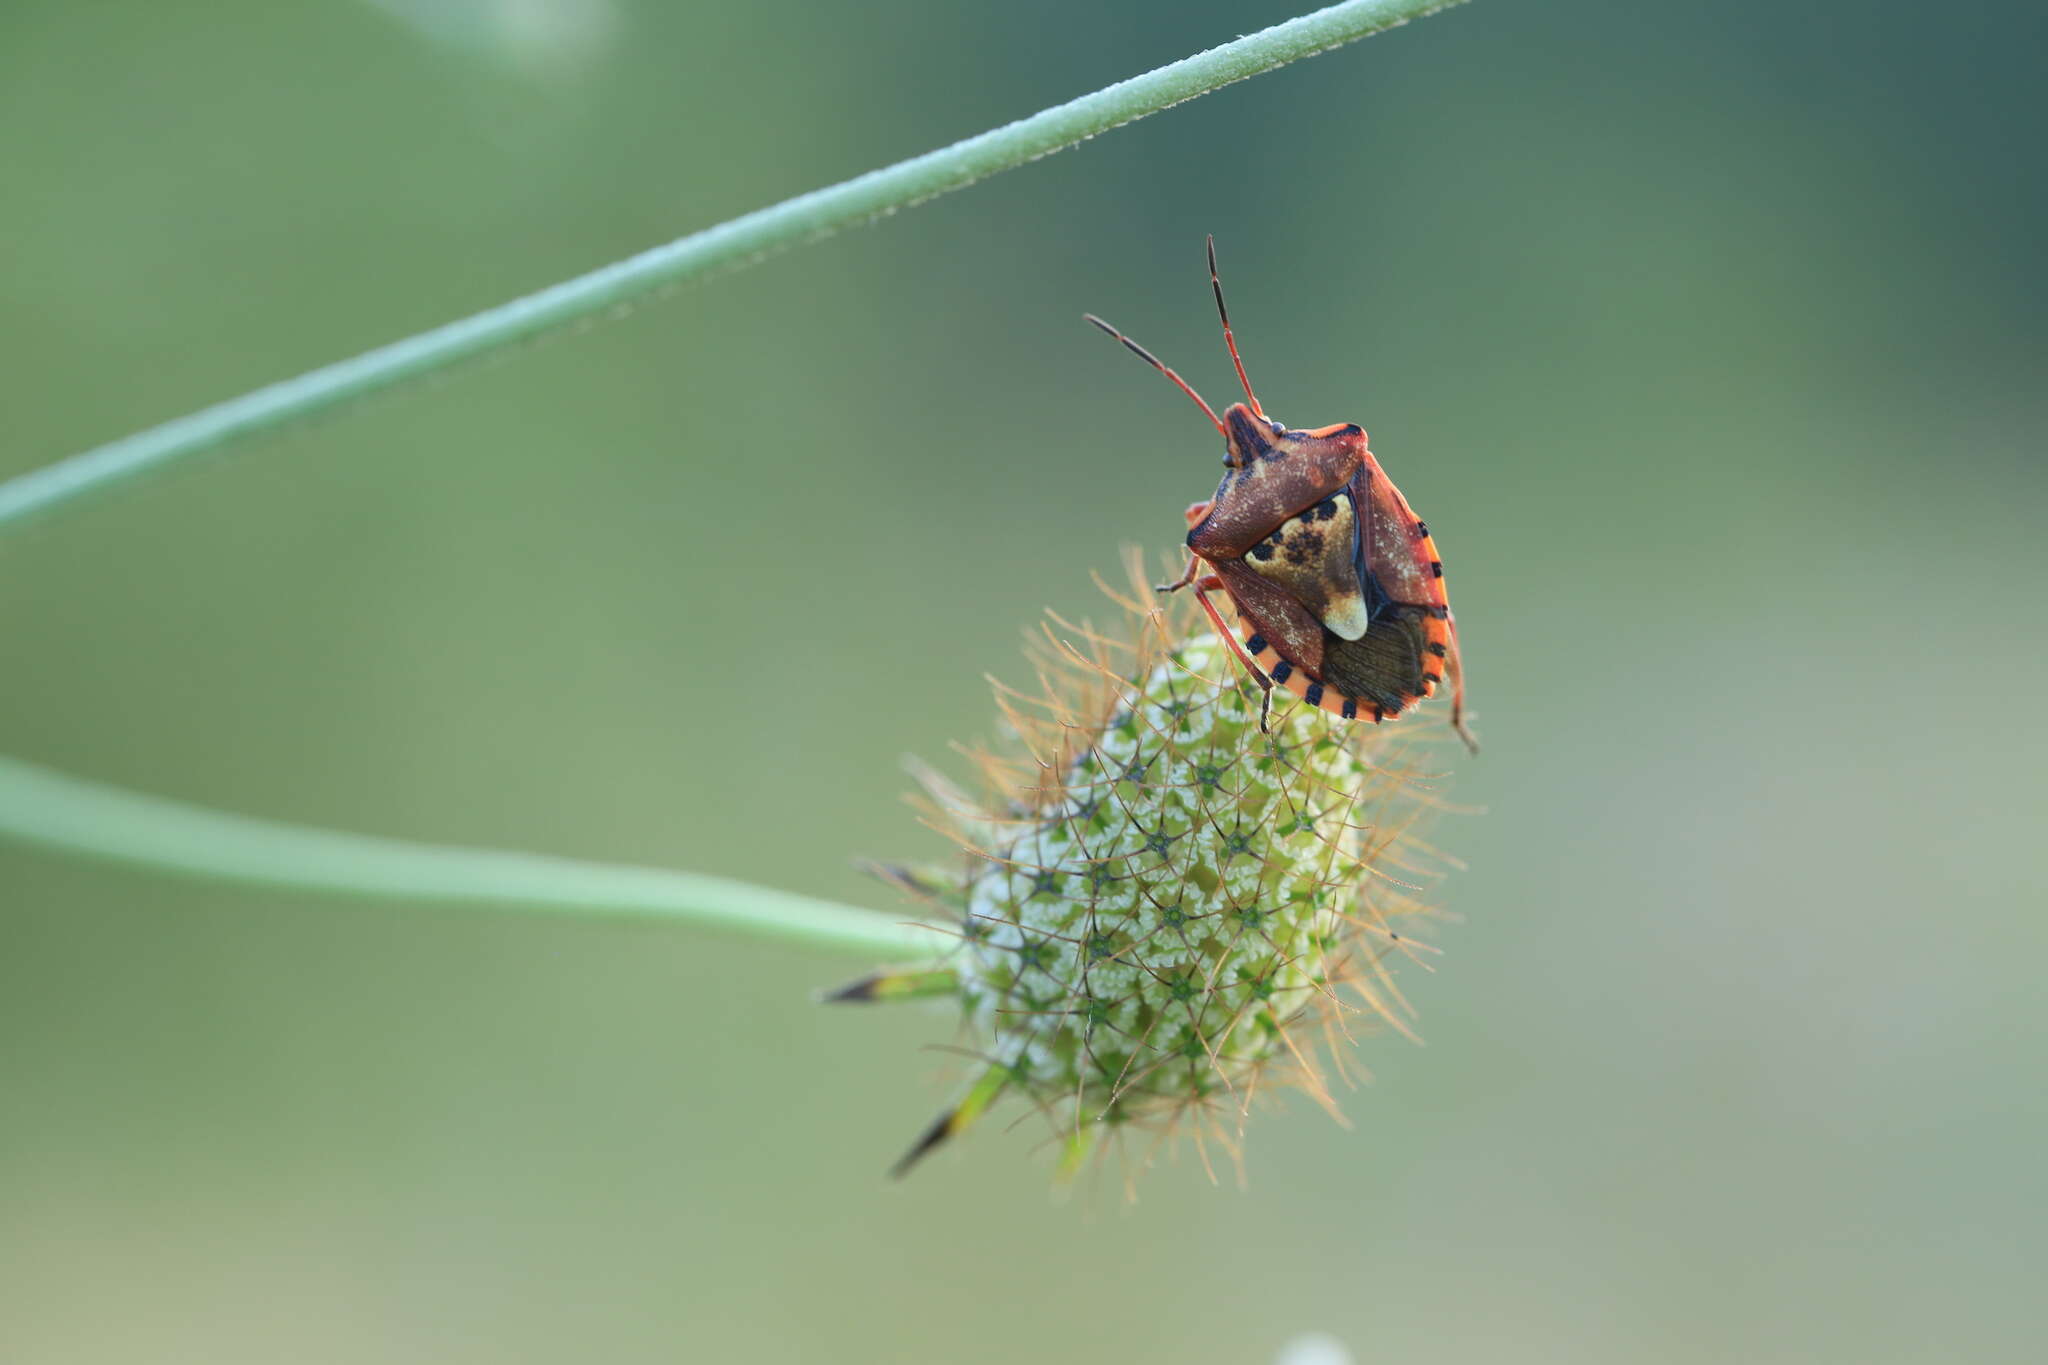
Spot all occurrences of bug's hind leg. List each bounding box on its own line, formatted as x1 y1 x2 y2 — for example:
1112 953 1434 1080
1451 701 1479 755
1443 619 1479 755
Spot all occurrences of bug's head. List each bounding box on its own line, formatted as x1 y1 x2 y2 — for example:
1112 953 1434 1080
1221 402 1289 469
1222 406 1370 478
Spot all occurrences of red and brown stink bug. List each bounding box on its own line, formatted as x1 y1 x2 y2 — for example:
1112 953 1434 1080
1086 239 1477 752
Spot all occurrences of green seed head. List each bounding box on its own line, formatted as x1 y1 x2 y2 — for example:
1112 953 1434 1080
839 568 1453 1178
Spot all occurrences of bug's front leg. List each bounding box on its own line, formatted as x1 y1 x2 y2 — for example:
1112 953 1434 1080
1154 553 1205 595
1154 503 1216 595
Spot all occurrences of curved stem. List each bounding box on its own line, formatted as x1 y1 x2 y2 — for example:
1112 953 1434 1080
0 757 939 961
0 0 1466 535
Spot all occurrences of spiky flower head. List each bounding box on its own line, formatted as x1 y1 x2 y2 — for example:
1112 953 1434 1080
833 560 1454 1180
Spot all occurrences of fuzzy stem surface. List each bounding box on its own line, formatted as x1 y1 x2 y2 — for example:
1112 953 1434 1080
0 757 935 960
0 0 1466 534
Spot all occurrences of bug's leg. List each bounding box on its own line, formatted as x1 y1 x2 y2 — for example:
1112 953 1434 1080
1444 619 1479 755
1155 553 1204 595
1450 677 1478 754
1452 700 1478 754
1190 580 1275 732
1154 511 1216 594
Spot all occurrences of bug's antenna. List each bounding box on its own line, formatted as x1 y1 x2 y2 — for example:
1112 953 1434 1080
1084 313 1227 437
1207 235 1263 417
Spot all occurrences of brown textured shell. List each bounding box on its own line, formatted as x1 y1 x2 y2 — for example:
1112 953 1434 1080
1186 409 1472 747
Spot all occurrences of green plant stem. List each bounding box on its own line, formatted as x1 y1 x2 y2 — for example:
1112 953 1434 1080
0 757 938 960
0 0 1465 536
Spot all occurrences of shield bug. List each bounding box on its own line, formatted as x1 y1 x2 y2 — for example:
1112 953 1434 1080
1086 239 1477 752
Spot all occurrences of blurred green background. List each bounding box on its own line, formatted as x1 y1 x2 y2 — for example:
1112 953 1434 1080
4 1 2045 1361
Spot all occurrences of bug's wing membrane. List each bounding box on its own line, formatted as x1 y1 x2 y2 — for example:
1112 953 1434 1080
1322 607 1431 715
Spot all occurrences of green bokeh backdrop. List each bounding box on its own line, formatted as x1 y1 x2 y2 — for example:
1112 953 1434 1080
4 2 2044 1361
